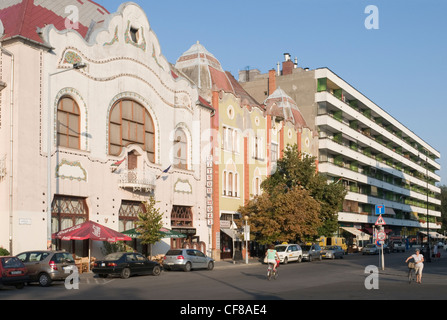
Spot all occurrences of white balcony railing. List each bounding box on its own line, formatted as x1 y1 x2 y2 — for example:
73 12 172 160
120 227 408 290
118 169 156 193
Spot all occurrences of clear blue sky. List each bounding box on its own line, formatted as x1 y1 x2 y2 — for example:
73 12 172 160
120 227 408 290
103 0 447 186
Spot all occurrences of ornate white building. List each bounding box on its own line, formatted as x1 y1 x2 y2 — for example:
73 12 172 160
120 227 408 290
0 1 213 256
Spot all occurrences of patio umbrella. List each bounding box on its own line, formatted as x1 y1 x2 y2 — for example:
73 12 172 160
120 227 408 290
122 227 186 239
52 220 132 242
52 220 132 271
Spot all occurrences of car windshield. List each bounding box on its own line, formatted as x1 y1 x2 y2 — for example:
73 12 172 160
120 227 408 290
275 245 288 252
366 244 376 248
325 246 337 250
301 246 311 251
104 253 124 260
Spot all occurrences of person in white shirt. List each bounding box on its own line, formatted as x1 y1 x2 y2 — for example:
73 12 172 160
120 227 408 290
406 249 424 284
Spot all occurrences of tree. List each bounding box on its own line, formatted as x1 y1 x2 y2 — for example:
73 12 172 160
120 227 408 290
239 184 321 245
239 144 347 243
135 196 164 258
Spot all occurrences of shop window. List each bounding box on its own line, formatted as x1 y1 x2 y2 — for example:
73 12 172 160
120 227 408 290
51 195 88 233
171 205 193 228
119 200 145 232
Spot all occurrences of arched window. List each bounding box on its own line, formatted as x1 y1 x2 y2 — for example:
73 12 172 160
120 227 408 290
173 128 187 170
57 97 80 149
109 99 155 162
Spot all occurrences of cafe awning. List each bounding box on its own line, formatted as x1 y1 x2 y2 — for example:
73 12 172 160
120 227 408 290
122 227 186 239
340 227 370 241
420 231 446 239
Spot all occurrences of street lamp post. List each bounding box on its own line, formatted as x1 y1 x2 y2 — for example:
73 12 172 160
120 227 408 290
46 63 86 249
244 215 249 264
418 151 431 262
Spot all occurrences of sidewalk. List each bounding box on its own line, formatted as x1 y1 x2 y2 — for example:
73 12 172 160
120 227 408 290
214 258 262 269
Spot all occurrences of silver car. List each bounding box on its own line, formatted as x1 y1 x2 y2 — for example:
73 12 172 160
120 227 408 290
163 249 214 272
321 246 344 259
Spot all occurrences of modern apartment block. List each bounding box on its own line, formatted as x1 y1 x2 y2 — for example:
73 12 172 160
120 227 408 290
240 54 442 242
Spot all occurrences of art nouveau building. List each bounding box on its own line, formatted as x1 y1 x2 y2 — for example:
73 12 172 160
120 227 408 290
0 1 213 256
240 54 442 241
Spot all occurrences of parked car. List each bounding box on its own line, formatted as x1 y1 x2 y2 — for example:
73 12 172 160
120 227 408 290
92 252 161 279
390 241 406 252
16 250 76 287
275 244 302 264
362 243 390 255
0 256 29 289
321 246 344 259
301 244 322 262
163 249 214 271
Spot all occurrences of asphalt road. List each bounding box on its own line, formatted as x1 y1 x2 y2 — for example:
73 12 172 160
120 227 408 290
1 250 446 302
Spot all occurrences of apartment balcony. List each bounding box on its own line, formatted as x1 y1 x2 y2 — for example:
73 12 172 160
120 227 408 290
317 114 441 187
338 212 441 230
118 169 156 193
316 90 441 173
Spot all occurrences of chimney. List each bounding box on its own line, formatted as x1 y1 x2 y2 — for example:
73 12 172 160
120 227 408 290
268 69 276 95
282 55 294 76
294 57 298 68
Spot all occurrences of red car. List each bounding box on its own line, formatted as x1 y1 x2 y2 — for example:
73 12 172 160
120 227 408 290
0 256 29 289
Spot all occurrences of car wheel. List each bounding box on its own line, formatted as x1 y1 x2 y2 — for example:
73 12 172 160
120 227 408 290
207 261 214 271
38 273 52 287
184 262 192 272
284 257 288 264
298 256 302 263
152 265 161 276
121 268 131 279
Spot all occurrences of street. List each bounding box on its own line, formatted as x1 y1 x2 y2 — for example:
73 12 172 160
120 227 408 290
1 250 447 302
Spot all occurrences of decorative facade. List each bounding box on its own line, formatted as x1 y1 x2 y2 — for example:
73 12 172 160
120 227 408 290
0 1 213 256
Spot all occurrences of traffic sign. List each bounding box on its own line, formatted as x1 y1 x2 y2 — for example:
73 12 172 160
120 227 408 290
375 214 386 226
375 204 385 215
377 231 386 241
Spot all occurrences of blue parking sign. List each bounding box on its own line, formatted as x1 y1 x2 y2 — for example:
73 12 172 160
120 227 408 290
375 205 385 215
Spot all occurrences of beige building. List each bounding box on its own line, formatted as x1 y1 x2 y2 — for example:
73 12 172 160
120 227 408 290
0 1 213 257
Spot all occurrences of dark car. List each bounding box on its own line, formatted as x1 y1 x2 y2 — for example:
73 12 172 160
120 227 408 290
163 249 214 271
0 256 29 289
16 250 76 287
92 252 161 279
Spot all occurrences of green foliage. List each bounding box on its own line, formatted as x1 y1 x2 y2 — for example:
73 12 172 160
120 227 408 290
135 196 164 256
239 144 347 244
0 247 10 256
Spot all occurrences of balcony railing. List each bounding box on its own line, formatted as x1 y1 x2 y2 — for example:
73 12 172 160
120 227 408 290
119 169 156 193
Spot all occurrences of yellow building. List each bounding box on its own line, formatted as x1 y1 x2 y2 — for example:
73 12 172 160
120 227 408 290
175 42 317 260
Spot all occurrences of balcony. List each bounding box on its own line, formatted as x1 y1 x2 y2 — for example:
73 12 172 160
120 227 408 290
118 169 156 193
